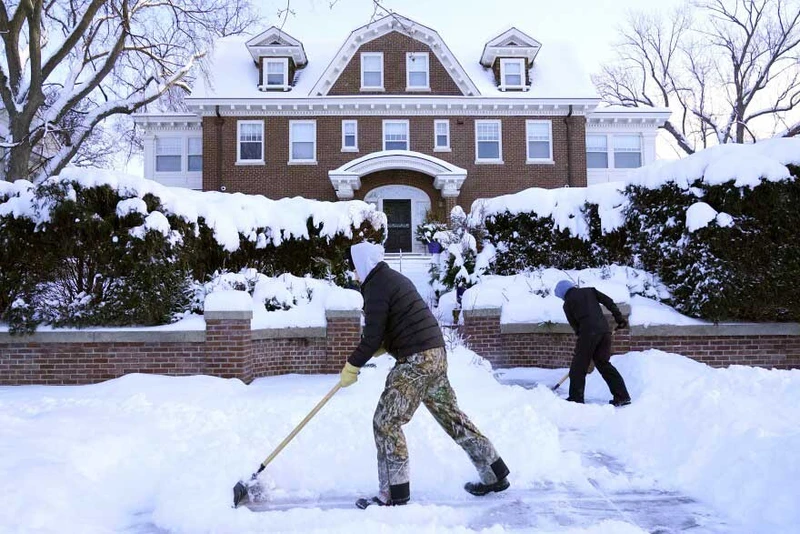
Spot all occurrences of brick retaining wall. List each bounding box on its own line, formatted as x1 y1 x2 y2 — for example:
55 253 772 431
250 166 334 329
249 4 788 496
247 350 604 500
0 309 361 385
463 308 800 370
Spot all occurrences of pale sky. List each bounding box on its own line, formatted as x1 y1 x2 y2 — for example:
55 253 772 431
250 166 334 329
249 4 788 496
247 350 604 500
266 0 684 76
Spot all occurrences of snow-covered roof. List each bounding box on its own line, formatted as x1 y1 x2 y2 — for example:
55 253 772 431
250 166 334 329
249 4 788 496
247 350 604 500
187 14 598 102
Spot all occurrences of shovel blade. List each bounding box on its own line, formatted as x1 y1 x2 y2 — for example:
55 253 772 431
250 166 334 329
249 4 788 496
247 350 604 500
233 480 250 507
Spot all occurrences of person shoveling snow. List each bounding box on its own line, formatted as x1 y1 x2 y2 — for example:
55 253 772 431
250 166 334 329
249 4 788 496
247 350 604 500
554 280 632 407
340 242 511 508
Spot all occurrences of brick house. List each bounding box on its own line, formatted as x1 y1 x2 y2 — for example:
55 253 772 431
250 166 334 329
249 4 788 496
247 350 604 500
134 14 670 253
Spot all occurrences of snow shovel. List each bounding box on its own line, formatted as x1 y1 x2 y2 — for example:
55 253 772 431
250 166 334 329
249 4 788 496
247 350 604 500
233 382 342 507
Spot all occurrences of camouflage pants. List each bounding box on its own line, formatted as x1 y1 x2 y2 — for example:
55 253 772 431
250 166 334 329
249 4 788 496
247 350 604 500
373 346 501 499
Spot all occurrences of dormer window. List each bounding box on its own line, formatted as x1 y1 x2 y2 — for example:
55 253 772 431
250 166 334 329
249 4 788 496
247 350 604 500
361 52 384 91
406 52 429 91
261 58 289 90
500 58 526 90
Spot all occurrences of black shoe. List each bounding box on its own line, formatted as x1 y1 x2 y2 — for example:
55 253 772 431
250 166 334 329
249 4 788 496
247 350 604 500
355 496 409 509
465 458 511 496
610 397 631 407
464 477 510 496
566 397 584 404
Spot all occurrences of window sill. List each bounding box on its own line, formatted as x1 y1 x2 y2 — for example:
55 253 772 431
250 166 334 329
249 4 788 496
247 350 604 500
433 147 451 152
405 86 431 92
526 159 555 165
288 160 318 166
498 86 528 91
341 147 359 152
360 86 385 92
259 85 291 92
236 160 265 166
475 159 504 165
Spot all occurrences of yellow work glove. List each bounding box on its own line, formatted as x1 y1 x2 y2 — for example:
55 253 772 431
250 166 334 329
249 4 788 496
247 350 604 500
340 362 360 387
373 345 387 357
587 360 596 374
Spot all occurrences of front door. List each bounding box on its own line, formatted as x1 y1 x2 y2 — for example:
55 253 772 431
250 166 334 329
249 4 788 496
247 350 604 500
383 199 412 252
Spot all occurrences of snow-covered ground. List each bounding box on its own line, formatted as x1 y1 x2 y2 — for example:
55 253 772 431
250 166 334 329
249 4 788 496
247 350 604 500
1 347 798 533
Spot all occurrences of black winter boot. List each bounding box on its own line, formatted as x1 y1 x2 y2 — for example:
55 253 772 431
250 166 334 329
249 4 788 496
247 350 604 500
464 458 511 496
356 482 410 509
610 397 631 407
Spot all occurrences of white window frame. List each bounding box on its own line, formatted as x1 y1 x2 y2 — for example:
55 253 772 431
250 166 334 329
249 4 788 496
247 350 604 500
155 137 183 174
341 120 358 152
383 119 410 151
236 120 264 165
612 134 643 169
526 120 554 164
499 58 526 90
586 134 610 169
434 119 450 152
261 57 290 91
288 120 317 164
187 137 203 172
361 52 384 91
406 52 430 91
474 119 503 164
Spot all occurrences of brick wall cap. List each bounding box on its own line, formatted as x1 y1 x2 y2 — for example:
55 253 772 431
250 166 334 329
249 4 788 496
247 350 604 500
462 307 502 318
0 330 205 344
205 310 253 321
325 309 362 319
632 323 800 337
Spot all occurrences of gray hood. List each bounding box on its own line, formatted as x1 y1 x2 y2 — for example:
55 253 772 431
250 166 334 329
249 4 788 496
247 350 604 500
351 242 384 282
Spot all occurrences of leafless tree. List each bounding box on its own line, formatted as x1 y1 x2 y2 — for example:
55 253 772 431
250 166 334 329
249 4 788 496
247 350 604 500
0 0 260 182
594 0 800 155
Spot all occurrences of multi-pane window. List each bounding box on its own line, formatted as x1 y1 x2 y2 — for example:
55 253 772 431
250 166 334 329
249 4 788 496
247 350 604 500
342 120 358 151
264 58 288 88
526 120 552 162
383 120 409 150
613 135 642 168
406 52 430 89
500 58 525 89
155 138 181 172
361 53 384 90
586 135 609 168
290 121 316 162
434 120 450 151
475 120 502 161
187 138 203 172
237 120 264 162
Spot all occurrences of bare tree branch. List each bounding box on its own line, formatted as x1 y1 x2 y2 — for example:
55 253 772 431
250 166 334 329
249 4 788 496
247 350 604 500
596 0 800 155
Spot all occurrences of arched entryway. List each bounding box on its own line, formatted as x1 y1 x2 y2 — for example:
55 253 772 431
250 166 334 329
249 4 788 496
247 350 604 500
328 151 467 253
364 184 431 253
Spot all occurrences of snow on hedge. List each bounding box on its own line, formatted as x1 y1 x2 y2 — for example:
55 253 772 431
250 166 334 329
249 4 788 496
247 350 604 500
630 137 800 190
0 168 385 251
469 137 800 235
470 182 627 239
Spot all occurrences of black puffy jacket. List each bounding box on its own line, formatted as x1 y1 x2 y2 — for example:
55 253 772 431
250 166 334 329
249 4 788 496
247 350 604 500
562 287 625 336
348 262 444 367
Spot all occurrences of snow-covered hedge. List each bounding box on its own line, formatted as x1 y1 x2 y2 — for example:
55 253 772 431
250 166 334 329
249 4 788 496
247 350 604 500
469 138 800 322
0 170 385 332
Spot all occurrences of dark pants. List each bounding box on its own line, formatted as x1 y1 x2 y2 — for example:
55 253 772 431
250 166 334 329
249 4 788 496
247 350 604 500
568 332 630 403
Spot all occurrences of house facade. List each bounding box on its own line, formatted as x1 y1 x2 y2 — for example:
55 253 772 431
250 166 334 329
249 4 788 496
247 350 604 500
134 14 670 253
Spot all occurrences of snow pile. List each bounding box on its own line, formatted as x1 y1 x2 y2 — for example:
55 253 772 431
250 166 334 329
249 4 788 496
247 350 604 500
2 347 798 532
192 269 362 328
449 266 699 327
2 168 384 252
